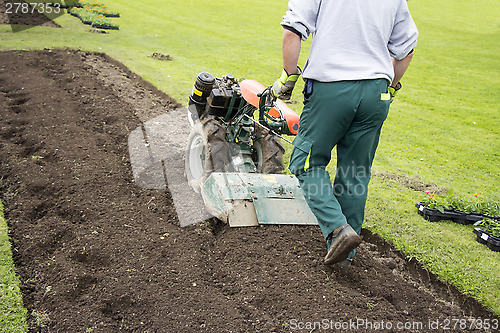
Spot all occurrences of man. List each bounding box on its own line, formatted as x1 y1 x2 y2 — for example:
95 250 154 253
272 0 418 265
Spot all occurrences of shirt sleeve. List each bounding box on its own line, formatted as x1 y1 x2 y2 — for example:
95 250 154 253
388 0 419 60
281 0 322 41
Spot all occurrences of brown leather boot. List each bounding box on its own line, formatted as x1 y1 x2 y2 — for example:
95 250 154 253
324 224 362 265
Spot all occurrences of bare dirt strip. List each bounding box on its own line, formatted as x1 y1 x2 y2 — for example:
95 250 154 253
0 49 498 332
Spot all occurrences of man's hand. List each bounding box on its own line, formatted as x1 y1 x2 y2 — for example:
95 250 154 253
388 82 402 102
272 67 301 100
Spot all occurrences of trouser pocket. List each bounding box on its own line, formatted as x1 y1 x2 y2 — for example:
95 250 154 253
302 79 314 99
289 134 313 175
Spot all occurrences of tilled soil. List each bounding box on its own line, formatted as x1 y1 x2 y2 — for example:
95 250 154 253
0 49 498 332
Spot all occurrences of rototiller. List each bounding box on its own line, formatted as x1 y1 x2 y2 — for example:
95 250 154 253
185 72 317 227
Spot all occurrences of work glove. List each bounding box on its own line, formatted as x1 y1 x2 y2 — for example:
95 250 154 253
272 67 302 100
388 82 402 103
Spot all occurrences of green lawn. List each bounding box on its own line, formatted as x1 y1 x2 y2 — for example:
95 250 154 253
0 202 28 332
0 0 499 326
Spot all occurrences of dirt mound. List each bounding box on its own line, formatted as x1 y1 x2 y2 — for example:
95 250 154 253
0 49 497 332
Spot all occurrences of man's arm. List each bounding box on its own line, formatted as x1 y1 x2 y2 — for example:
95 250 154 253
272 28 303 100
282 29 302 75
391 50 414 88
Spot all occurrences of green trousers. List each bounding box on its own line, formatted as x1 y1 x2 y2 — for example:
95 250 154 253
289 79 391 254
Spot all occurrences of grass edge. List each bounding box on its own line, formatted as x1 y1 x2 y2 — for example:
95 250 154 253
0 199 28 333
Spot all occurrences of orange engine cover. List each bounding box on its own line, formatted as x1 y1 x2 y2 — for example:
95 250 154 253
239 79 300 135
